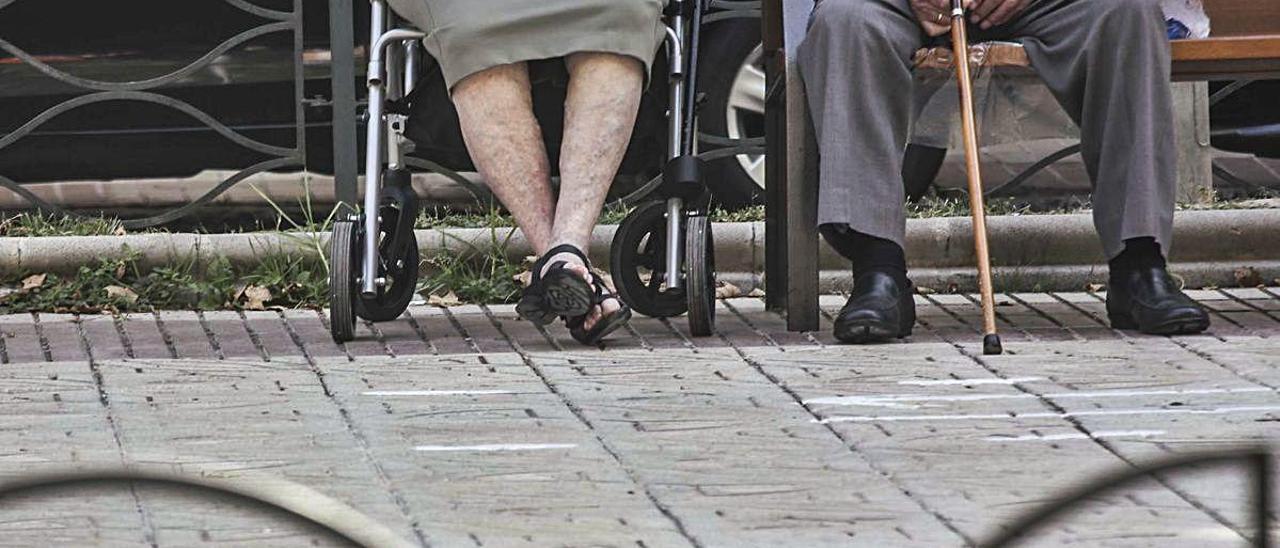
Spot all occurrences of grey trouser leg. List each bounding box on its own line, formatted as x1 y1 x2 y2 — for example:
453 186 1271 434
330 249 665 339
1010 0 1175 259
797 0 923 248
797 0 1176 259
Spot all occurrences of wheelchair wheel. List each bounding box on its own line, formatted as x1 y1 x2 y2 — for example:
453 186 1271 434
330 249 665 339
685 214 716 337
328 219 358 343
356 183 421 322
610 201 687 318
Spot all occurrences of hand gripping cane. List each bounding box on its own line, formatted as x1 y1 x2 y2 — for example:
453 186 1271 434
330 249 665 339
949 0 1003 355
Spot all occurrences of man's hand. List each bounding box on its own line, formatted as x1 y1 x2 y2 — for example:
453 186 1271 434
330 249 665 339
910 0 974 37
967 0 1030 29
910 0 953 37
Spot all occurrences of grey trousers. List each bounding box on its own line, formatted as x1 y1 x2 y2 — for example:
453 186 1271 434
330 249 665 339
797 0 1176 259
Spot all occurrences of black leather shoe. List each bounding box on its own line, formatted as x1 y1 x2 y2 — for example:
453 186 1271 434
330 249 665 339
834 271 915 344
1107 266 1210 335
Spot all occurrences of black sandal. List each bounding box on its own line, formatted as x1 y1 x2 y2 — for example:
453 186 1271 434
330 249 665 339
516 244 594 326
566 272 632 346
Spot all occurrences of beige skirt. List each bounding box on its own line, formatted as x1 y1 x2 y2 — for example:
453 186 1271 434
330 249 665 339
386 0 667 89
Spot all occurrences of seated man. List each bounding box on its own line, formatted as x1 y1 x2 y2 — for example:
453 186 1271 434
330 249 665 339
387 0 666 345
797 0 1211 344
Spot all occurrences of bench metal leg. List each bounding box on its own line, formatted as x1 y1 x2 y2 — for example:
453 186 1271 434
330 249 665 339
781 63 820 333
328 0 360 215
1173 81 1213 204
764 0 820 333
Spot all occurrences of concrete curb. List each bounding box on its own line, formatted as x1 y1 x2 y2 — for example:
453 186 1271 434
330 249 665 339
3 209 1276 291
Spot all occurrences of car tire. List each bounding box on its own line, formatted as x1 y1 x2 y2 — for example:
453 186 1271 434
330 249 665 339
698 17 765 210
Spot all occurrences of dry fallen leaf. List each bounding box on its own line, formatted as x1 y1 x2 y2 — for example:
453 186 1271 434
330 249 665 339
915 286 936 295
715 281 742 299
428 291 461 307
105 285 139 304
747 288 766 298
240 285 272 310
1085 283 1105 292
1234 267 1263 288
21 273 46 291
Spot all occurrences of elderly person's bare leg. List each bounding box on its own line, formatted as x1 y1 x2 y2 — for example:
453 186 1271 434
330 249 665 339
451 62 556 253
546 52 645 328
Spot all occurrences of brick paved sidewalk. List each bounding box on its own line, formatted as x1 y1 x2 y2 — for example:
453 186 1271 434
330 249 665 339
2 288 1278 364
0 288 1278 546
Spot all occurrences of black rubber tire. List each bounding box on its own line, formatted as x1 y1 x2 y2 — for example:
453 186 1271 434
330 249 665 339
355 179 421 322
610 201 688 318
355 232 419 322
328 220 358 343
698 17 765 210
685 215 716 337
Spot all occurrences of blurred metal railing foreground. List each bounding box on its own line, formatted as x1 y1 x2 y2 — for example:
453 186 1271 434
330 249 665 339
0 0 308 229
985 447 1274 548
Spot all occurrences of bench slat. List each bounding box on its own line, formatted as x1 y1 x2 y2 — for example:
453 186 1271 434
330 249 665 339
914 36 1280 81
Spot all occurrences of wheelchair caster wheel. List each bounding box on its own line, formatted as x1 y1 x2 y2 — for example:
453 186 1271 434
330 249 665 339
328 219 358 343
610 201 688 318
356 232 419 321
356 180 420 322
685 214 715 337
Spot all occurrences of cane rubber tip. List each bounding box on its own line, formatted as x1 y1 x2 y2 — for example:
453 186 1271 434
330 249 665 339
983 334 1003 355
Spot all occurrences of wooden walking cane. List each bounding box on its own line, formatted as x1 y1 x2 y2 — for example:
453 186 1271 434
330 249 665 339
949 0 1003 355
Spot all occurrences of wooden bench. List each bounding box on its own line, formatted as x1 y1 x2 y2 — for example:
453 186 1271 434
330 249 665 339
762 0 1280 332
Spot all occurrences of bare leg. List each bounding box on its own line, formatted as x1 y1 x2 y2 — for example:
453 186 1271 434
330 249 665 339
548 52 645 328
451 63 556 253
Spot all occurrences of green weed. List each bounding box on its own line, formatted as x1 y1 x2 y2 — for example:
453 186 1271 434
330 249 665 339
419 228 524 304
0 211 129 237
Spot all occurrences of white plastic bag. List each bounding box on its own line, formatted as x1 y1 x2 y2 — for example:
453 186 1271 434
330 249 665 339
1161 0 1211 39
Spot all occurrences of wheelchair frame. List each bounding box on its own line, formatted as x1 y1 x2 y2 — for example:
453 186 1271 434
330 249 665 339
328 0 716 342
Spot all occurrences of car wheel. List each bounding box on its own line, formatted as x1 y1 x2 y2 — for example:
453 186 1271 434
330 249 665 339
699 17 765 210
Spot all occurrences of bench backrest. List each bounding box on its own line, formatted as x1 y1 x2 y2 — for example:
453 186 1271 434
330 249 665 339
1202 0 1280 37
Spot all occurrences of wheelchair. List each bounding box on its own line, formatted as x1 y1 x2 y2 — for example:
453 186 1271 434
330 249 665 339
328 0 716 342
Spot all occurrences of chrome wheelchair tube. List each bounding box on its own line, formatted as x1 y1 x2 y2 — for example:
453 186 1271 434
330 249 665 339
665 197 683 289
385 38 404 171
362 24 426 295
404 40 421 95
663 14 687 290
362 0 389 295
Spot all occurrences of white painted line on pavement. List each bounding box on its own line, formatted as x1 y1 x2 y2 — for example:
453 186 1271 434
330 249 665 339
819 404 1280 424
414 443 577 452
362 390 518 397
898 377 1044 386
805 386 1271 407
985 430 1166 442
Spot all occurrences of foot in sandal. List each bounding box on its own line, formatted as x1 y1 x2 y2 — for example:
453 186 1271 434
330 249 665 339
516 244 631 344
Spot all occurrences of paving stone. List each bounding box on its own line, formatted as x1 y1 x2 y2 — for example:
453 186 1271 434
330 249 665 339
155 311 218 360
33 313 89 363
76 312 132 362
199 311 263 361
0 314 45 364
238 311 305 361
277 309 349 360
404 306 481 356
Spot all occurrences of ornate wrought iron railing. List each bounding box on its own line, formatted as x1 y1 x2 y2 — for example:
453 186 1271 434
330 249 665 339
0 0 307 229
